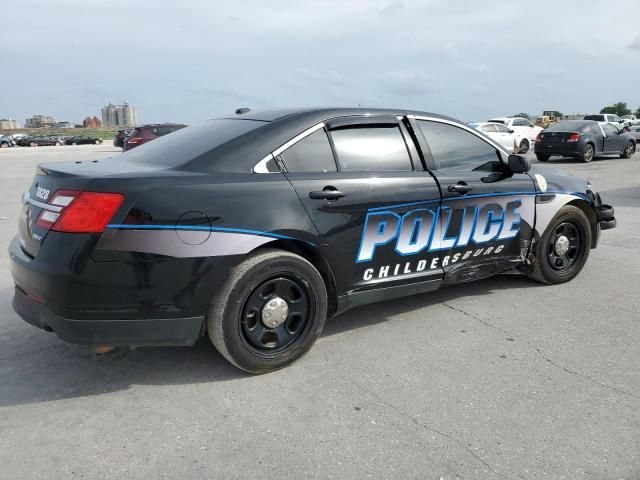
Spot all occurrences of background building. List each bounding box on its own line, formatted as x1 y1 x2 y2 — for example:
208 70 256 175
0 118 21 129
101 102 138 127
83 116 103 128
25 114 56 128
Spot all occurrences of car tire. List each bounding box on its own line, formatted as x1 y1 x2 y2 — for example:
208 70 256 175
580 143 594 163
528 205 591 285
518 139 530 154
207 248 327 374
72 142 77 146
536 153 550 162
0 142 7 148
94 139 100 145
55 142 60 146
620 141 635 159
29 142 37 147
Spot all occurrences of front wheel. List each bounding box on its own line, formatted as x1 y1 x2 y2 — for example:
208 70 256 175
620 141 635 159
519 138 530 154
94 139 100 145
528 205 592 285
580 143 594 163
536 153 550 162
207 249 327 373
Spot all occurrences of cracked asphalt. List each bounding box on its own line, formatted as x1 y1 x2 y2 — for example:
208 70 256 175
0 144 638 479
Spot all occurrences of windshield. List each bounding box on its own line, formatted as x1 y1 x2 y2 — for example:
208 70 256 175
122 119 266 167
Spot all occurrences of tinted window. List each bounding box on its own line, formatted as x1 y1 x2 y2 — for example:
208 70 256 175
494 124 511 133
584 115 604 121
512 118 528 126
547 121 590 132
417 120 501 172
330 125 412 172
488 119 506 124
124 119 264 166
279 129 337 173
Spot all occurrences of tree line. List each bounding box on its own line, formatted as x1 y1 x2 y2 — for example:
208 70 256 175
599 102 640 117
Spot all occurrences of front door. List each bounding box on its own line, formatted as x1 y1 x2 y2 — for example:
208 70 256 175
279 116 443 296
601 123 625 153
411 117 537 284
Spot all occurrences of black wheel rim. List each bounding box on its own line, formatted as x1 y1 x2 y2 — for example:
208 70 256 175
584 145 593 161
546 221 583 271
240 276 311 355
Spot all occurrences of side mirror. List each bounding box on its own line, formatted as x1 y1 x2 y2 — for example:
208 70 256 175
508 154 531 174
508 129 515 134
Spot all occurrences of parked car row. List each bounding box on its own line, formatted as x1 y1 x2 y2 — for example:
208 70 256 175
0 134 104 147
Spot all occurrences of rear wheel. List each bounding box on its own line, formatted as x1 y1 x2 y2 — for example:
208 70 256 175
94 139 100 145
620 141 635 158
207 249 327 373
580 143 594 163
519 139 530 153
72 142 78 146
528 205 591 285
55 141 60 146
0 142 7 148
29 141 37 147
536 153 550 162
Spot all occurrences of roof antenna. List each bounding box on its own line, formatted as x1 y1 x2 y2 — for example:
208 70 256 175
235 107 250 115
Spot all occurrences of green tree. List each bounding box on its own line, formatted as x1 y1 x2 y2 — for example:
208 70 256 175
600 102 631 116
635 106 640 117
513 112 530 119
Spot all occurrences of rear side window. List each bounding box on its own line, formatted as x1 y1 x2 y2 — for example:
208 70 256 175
494 124 511 133
330 125 412 172
279 129 337 173
417 120 501 172
512 118 527 126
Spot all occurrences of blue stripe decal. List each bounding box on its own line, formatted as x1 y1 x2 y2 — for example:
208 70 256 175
107 224 305 242
367 190 591 212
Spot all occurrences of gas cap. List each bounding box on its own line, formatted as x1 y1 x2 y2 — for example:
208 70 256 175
175 211 211 245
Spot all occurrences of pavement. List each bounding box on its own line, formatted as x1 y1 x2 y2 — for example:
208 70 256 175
0 144 638 479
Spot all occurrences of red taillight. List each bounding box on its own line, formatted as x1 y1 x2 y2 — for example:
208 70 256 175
127 137 143 144
535 133 542 142
567 133 581 143
36 190 124 233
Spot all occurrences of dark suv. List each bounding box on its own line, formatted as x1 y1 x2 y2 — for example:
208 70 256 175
122 123 187 151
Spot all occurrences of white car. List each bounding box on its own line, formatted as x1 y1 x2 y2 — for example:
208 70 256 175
468 122 531 153
487 116 543 142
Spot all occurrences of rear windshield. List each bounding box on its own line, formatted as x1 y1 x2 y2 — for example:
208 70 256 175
488 119 505 124
122 119 265 166
547 121 592 133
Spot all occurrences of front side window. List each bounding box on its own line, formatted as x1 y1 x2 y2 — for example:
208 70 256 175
279 129 337 173
330 125 412 172
417 120 502 172
602 123 618 136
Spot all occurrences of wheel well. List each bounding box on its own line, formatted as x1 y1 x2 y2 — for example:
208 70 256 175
254 240 339 316
567 199 598 248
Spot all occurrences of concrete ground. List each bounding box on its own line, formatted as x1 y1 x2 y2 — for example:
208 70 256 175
0 143 638 479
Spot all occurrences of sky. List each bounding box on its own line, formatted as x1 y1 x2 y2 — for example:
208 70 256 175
2 0 640 125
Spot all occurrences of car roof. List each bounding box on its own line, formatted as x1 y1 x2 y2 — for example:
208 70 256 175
124 107 466 173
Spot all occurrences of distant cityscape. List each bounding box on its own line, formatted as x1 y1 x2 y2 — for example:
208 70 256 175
0 101 139 130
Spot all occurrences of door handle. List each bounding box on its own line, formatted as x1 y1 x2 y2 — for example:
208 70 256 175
309 188 345 200
448 182 473 195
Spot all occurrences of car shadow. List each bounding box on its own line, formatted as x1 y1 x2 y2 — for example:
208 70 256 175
533 155 622 165
0 275 544 407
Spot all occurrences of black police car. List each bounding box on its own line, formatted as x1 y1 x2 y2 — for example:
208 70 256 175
10 108 616 373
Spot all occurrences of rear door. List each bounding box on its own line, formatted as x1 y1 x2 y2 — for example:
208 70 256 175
493 123 517 151
278 116 443 295
411 116 536 284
